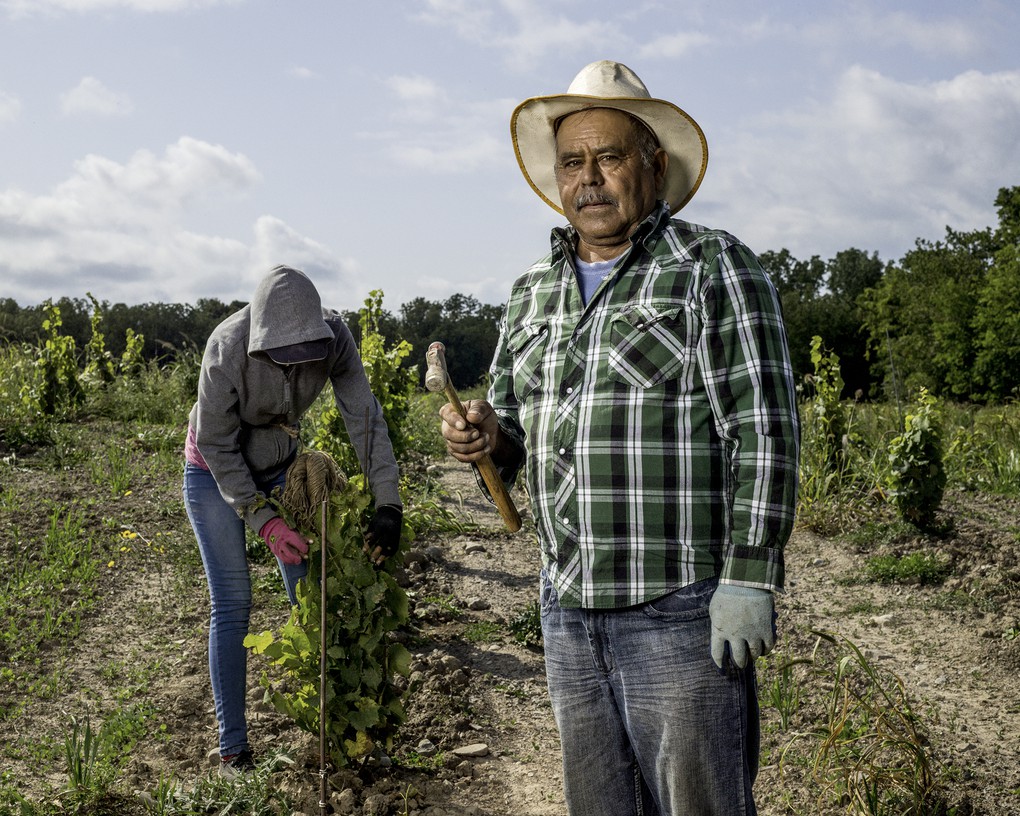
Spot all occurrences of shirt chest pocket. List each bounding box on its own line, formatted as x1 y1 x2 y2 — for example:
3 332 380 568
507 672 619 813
607 303 697 389
507 321 549 400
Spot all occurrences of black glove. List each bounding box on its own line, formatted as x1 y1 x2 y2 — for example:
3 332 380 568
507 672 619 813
364 504 403 561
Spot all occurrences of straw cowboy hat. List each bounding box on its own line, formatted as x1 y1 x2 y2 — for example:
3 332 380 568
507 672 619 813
510 60 709 215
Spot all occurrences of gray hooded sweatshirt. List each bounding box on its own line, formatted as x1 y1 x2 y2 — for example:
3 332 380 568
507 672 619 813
188 265 401 533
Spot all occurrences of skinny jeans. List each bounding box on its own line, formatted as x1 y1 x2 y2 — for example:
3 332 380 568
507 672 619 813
183 462 307 757
540 574 759 816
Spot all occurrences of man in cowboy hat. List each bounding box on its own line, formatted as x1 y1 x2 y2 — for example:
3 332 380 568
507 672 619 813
440 61 799 815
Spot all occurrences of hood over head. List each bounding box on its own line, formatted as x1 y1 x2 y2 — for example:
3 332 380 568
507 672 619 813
248 265 334 364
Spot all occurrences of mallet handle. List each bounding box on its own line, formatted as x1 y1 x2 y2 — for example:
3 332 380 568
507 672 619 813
426 341 522 533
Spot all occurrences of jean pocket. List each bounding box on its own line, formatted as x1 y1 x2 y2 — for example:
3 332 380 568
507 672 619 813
539 572 558 617
642 578 716 621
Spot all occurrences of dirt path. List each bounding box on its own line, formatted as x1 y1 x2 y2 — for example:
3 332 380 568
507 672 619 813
4 454 1020 815
765 493 1020 816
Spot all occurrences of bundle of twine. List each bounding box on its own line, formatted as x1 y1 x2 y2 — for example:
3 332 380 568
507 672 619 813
282 450 347 532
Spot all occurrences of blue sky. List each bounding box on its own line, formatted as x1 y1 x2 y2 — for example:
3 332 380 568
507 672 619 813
1 0 1018 314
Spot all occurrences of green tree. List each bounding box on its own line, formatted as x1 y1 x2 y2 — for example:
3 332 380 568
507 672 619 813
972 187 1020 400
860 186 1020 403
860 230 992 402
761 248 882 397
397 294 501 389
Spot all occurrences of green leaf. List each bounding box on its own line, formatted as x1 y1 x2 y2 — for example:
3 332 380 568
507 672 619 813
242 630 276 653
388 643 412 677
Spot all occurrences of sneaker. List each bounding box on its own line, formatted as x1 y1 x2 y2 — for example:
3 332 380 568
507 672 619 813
218 748 256 779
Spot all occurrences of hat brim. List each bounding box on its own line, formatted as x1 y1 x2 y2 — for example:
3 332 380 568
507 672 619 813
511 94 708 215
265 339 330 365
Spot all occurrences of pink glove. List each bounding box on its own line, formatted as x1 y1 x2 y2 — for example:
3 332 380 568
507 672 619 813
259 518 309 566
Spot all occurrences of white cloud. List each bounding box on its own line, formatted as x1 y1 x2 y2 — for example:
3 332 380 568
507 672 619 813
250 215 355 284
415 0 495 41
373 72 513 173
397 133 505 173
60 77 133 117
45 136 261 221
0 89 21 123
825 8 980 58
288 66 318 80
0 137 356 304
871 11 979 57
741 7 982 59
2 0 241 17
417 0 616 69
385 74 446 105
383 73 449 124
702 67 1020 260
637 30 714 60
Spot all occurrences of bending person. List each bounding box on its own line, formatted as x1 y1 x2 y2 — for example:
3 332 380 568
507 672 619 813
183 265 402 778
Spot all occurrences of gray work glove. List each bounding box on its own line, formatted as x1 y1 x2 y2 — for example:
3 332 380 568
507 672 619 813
709 584 775 670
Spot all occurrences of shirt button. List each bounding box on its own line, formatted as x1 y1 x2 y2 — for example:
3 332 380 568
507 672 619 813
558 447 567 455
566 386 574 394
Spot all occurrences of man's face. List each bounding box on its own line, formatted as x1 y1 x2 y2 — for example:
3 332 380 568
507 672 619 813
554 107 666 259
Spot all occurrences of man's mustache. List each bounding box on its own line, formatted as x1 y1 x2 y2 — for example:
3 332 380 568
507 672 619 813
575 192 618 209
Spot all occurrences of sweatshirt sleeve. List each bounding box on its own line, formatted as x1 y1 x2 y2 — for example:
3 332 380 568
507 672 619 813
193 336 278 534
328 323 402 509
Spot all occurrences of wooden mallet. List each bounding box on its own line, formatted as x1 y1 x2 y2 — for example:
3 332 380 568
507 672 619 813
426 341 522 533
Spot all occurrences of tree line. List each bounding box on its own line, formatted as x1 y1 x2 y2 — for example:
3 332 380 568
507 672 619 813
0 290 503 393
2 186 1017 402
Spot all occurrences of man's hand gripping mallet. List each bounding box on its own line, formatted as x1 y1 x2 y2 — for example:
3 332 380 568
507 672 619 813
426 341 521 533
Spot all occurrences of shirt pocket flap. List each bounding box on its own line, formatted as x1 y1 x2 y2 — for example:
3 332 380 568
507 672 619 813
608 303 693 389
507 321 549 399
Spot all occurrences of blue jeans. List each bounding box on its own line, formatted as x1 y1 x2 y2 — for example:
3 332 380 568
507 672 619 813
182 463 307 757
540 574 759 816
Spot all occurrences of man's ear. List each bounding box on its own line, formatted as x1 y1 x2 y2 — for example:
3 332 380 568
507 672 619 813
653 148 669 194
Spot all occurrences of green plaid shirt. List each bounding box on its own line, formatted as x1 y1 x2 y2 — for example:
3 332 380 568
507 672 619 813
489 202 799 609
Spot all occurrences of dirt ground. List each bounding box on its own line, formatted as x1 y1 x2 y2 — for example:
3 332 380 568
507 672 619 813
3 448 1020 815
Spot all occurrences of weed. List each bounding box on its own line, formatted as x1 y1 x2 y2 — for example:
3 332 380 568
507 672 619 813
62 714 115 809
887 388 947 529
843 518 917 551
397 783 420 815
87 441 134 496
397 752 445 772
943 405 1020 496
927 589 998 615
421 594 463 618
494 683 531 701
865 552 952 586
808 632 953 815
403 495 480 537
144 750 294 815
0 503 99 665
509 601 543 649
758 653 809 731
463 620 503 644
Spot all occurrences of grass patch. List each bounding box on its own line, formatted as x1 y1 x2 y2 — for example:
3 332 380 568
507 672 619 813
865 552 952 586
0 502 100 673
508 602 542 648
463 620 503 644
